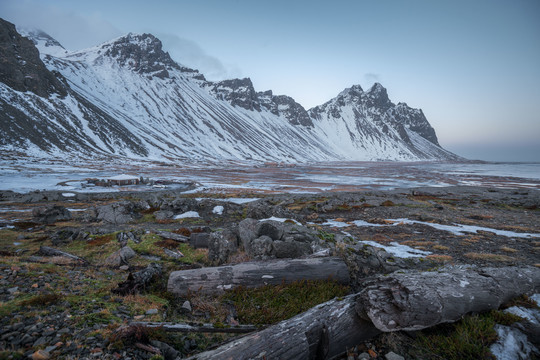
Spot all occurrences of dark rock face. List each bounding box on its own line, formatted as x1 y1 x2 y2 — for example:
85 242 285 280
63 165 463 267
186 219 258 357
209 78 261 111
0 18 66 97
104 33 180 79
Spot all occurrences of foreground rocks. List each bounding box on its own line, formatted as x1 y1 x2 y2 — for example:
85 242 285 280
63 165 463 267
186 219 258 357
0 185 539 359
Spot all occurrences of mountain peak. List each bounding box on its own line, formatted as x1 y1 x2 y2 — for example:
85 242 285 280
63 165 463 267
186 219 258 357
367 82 392 109
102 33 181 78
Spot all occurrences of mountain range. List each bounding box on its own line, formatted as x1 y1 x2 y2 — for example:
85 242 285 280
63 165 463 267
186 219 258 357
0 18 459 162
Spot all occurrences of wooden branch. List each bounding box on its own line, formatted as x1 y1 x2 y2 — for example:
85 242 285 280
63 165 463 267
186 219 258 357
38 246 87 264
129 321 259 334
168 257 350 297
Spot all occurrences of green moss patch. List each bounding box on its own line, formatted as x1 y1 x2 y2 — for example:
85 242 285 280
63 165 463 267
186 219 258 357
222 279 349 325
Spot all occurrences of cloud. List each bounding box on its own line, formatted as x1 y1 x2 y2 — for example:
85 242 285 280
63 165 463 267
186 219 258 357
0 0 122 50
363 73 381 85
158 33 241 81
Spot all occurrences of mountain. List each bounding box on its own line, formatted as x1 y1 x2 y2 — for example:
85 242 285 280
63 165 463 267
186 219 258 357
0 19 459 162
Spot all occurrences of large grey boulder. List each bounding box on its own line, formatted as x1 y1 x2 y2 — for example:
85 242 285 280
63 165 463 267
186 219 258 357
250 236 274 259
208 229 239 265
104 246 136 267
238 218 258 252
256 221 284 240
272 240 312 259
96 201 141 224
32 205 72 224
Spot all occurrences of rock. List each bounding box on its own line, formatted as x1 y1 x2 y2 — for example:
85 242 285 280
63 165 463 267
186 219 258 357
190 232 210 249
96 201 141 225
32 206 72 224
272 240 312 259
208 229 238 265
256 221 284 240
250 235 274 259
385 352 405 360
181 300 192 313
51 228 86 246
117 231 141 246
150 340 180 360
154 210 174 220
145 309 158 315
103 246 136 267
238 218 258 252
31 350 50 360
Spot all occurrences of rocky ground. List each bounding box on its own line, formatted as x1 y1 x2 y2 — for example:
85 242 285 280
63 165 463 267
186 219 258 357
0 185 539 359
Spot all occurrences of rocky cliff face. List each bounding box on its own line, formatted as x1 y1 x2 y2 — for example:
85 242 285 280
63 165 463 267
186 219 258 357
0 19 66 98
0 18 459 162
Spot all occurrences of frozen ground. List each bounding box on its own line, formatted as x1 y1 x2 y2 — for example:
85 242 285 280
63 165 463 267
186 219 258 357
1 158 539 194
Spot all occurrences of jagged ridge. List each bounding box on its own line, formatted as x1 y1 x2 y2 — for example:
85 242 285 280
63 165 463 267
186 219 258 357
0 19 459 162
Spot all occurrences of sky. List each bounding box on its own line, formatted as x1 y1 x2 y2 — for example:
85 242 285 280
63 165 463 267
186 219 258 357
1 0 539 162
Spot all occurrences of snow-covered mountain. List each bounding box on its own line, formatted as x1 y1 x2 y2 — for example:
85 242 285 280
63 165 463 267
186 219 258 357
0 18 459 162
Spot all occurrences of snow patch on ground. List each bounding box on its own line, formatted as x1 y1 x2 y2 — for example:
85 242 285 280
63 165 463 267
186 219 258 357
259 217 301 225
490 325 538 360
358 240 431 258
212 206 224 215
173 211 200 219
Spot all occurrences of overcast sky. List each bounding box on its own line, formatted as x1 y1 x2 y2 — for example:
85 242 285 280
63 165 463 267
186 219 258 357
1 0 539 162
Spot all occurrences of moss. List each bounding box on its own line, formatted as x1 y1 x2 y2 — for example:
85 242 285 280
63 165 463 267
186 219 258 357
20 293 63 307
318 230 336 243
411 313 498 359
222 279 349 325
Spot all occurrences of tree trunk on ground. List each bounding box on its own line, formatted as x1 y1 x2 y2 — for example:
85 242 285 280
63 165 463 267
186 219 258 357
167 257 349 297
186 293 379 360
187 266 540 360
355 265 540 332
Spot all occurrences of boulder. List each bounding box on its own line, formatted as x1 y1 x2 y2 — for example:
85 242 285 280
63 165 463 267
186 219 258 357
154 210 174 221
208 229 238 265
32 205 72 224
190 232 211 249
272 240 312 259
104 246 136 267
250 235 274 259
256 221 284 240
238 218 258 252
96 201 141 224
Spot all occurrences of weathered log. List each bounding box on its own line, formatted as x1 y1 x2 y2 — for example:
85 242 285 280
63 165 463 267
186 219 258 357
155 231 189 242
186 293 379 360
355 265 540 332
38 246 87 264
129 321 259 334
187 266 540 360
168 257 349 297
113 263 163 295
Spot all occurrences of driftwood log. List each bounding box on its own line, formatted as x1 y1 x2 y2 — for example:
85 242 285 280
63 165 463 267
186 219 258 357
168 257 349 297
129 321 259 334
187 266 540 360
355 265 540 332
